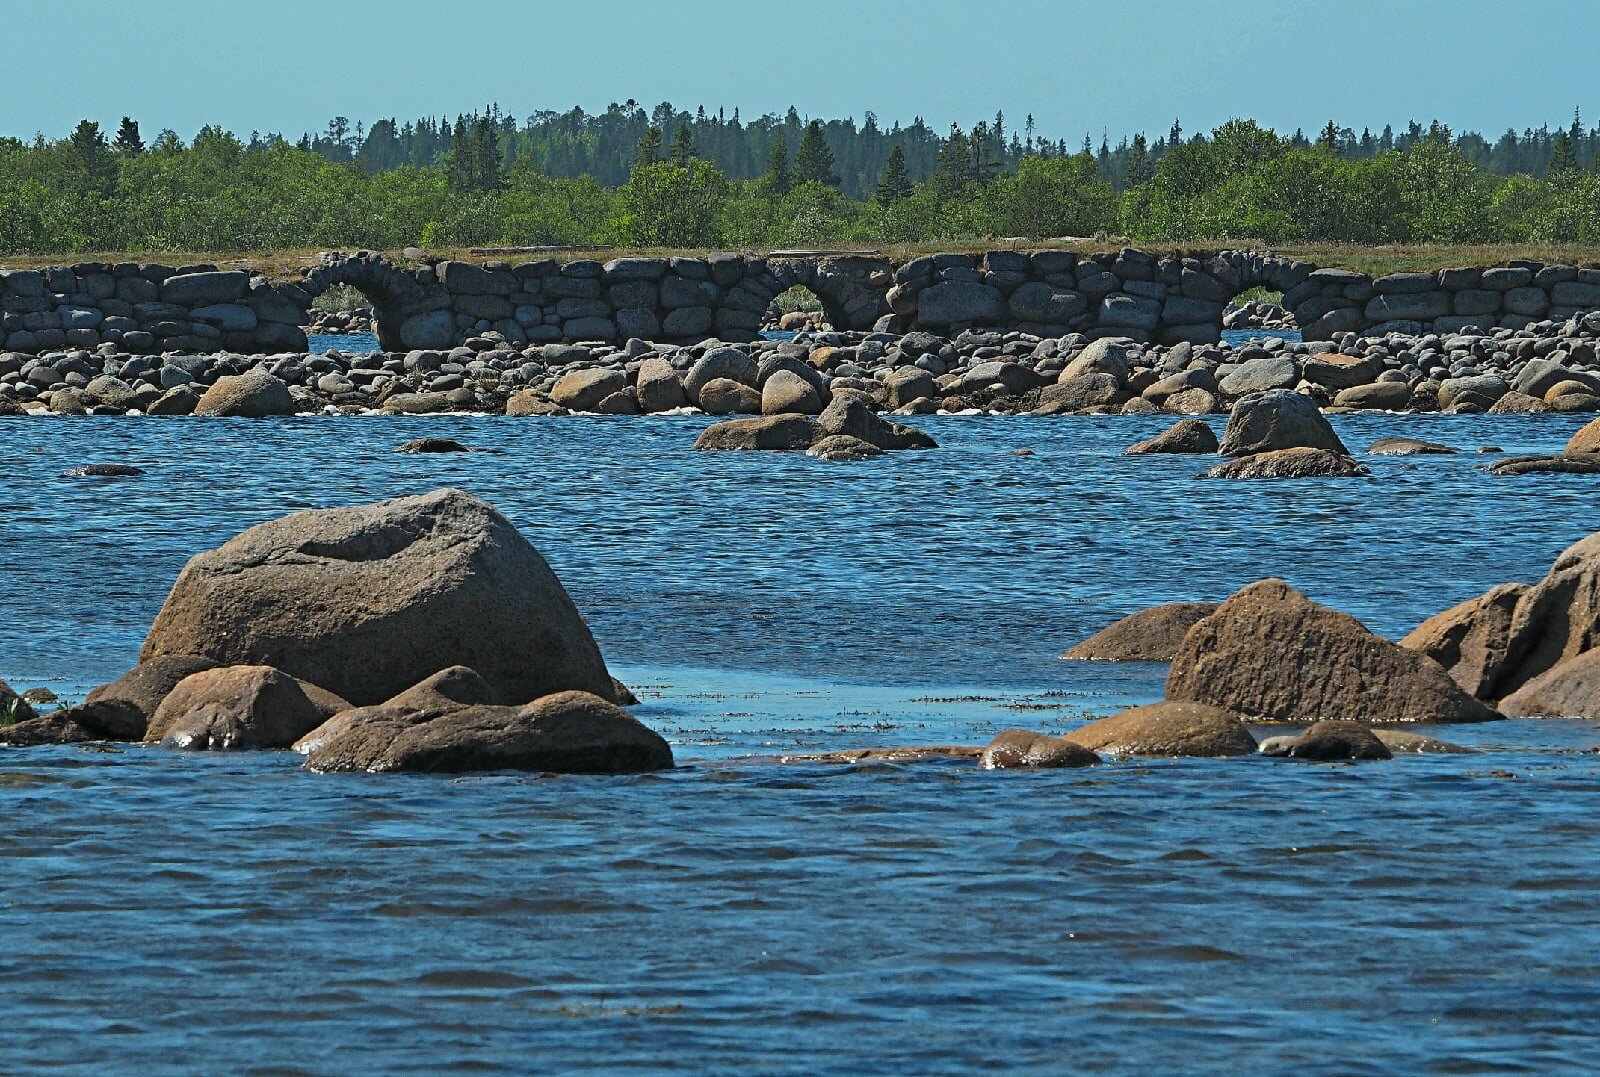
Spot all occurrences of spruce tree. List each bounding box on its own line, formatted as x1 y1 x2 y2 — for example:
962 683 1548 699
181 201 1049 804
1548 130 1578 177
114 116 144 155
794 120 840 187
635 126 662 168
1318 120 1340 150
764 131 791 194
669 122 695 165
874 144 912 204
1124 133 1152 186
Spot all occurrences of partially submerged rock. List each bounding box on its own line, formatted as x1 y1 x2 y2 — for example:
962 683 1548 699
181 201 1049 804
140 489 621 707
1061 701 1257 757
1371 729 1473 754
396 438 474 453
979 729 1100 769
1124 419 1219 455
693 414 822 451
1486 453 1600 476
1367 437 1457 456
817 397 936 451
807 434 883 461
146 665 349 750
1285 720 1392 761
1218 389 1349 456
68 654 221 740
299 686 673 775
1205 448 1368 479
1166 579 1503 724
1 679 38 725
1062 602 1219 662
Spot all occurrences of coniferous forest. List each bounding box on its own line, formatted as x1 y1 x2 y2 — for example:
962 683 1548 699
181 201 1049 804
3 100 1600 254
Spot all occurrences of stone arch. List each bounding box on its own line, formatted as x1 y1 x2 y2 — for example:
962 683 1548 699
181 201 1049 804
296 252 442 351
748 256 892 332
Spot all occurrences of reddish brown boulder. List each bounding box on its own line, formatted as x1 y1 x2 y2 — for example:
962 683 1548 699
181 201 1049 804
1498 649 1600 717
1166 579 1502 724
1287 720 1392 760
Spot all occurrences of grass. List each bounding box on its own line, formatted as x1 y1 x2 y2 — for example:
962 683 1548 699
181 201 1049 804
310 283 371 313
772 284 822 313
1 697 25 727
5 241 1600 279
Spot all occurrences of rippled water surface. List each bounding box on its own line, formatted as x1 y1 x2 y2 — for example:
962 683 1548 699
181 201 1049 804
4 411 1600 1073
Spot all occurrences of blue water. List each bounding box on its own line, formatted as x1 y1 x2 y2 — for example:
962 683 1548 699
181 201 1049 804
4 412 1600 1073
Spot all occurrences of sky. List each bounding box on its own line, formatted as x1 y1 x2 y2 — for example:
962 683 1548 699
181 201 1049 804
2 0 1596 145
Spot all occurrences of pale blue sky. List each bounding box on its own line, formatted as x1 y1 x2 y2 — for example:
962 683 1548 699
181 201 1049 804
3 0 1595 143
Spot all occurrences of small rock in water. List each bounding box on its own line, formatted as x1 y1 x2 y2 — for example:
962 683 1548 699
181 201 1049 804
61 464 144 477
1012 449 1035 457
1367 437 1457 456
21 687 58 704
395 438 475 454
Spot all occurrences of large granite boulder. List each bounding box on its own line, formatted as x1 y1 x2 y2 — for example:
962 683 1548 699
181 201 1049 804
298 683 673 775
194 371 296 417
817 396 936 450
1217 389 1349 456
1062 602 1218 662
1167 579 1503 724
636 356 688 412
684 347 758 403
550 368 626 412
146 665 348 750
1062 701 1257 757
140 489 620 707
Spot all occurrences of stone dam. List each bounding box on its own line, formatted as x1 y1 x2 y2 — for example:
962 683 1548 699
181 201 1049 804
3 248 1599 356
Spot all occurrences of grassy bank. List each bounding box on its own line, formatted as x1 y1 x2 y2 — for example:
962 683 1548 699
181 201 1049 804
4 241 1600 280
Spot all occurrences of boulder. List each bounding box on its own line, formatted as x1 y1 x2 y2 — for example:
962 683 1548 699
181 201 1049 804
396 438 474 454
684 347 758 403
1498 649 1600 717
1218 389 1349 456
884 366 936 408
697 377 762 415
194 372 296 417
1300 352 1380 390
1061 338 1135 383
1061 701 1257 757
550 367 626 412
1285 720 1392 760
1486 453 1600 476
693 414 822 450
1333 382 1414 410
1 678 37 724
140 489 620 707
1399 582 1528 698
817 396 936 450
300 688 673 775
807 434 883 461
0 711 94 746
1033 374 1129 413
1204 448 1368 479
1062 602 1219 661
1166 578 1503 724
979 729 1100 769
70 654 221 740
636 356 688 412
504 390 567 417
146 665 348 750
1218 355 1298 396
761 369 823 415
1124 419 1219 455
1566 417 1600 455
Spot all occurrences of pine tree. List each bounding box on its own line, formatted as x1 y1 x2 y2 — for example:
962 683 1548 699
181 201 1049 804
763 131 791 194
668 122 695 165
635 126 662 168
934 123 972 194
114 116 144 155
1548 130 1578 178
874 143 912 204
1318 120 1340 151
1170 118 1183 146
794 120 840 187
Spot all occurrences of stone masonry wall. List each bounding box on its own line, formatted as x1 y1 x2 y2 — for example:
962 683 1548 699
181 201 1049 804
3 248 1599 355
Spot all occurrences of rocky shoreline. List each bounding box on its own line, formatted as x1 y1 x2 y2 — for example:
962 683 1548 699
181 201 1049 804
3 306 1600 422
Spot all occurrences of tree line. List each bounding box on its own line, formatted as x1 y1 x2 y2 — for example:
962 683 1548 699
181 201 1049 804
1 111 1599 255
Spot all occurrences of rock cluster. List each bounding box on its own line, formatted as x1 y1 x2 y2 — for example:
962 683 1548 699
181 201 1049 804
4 490 673 775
